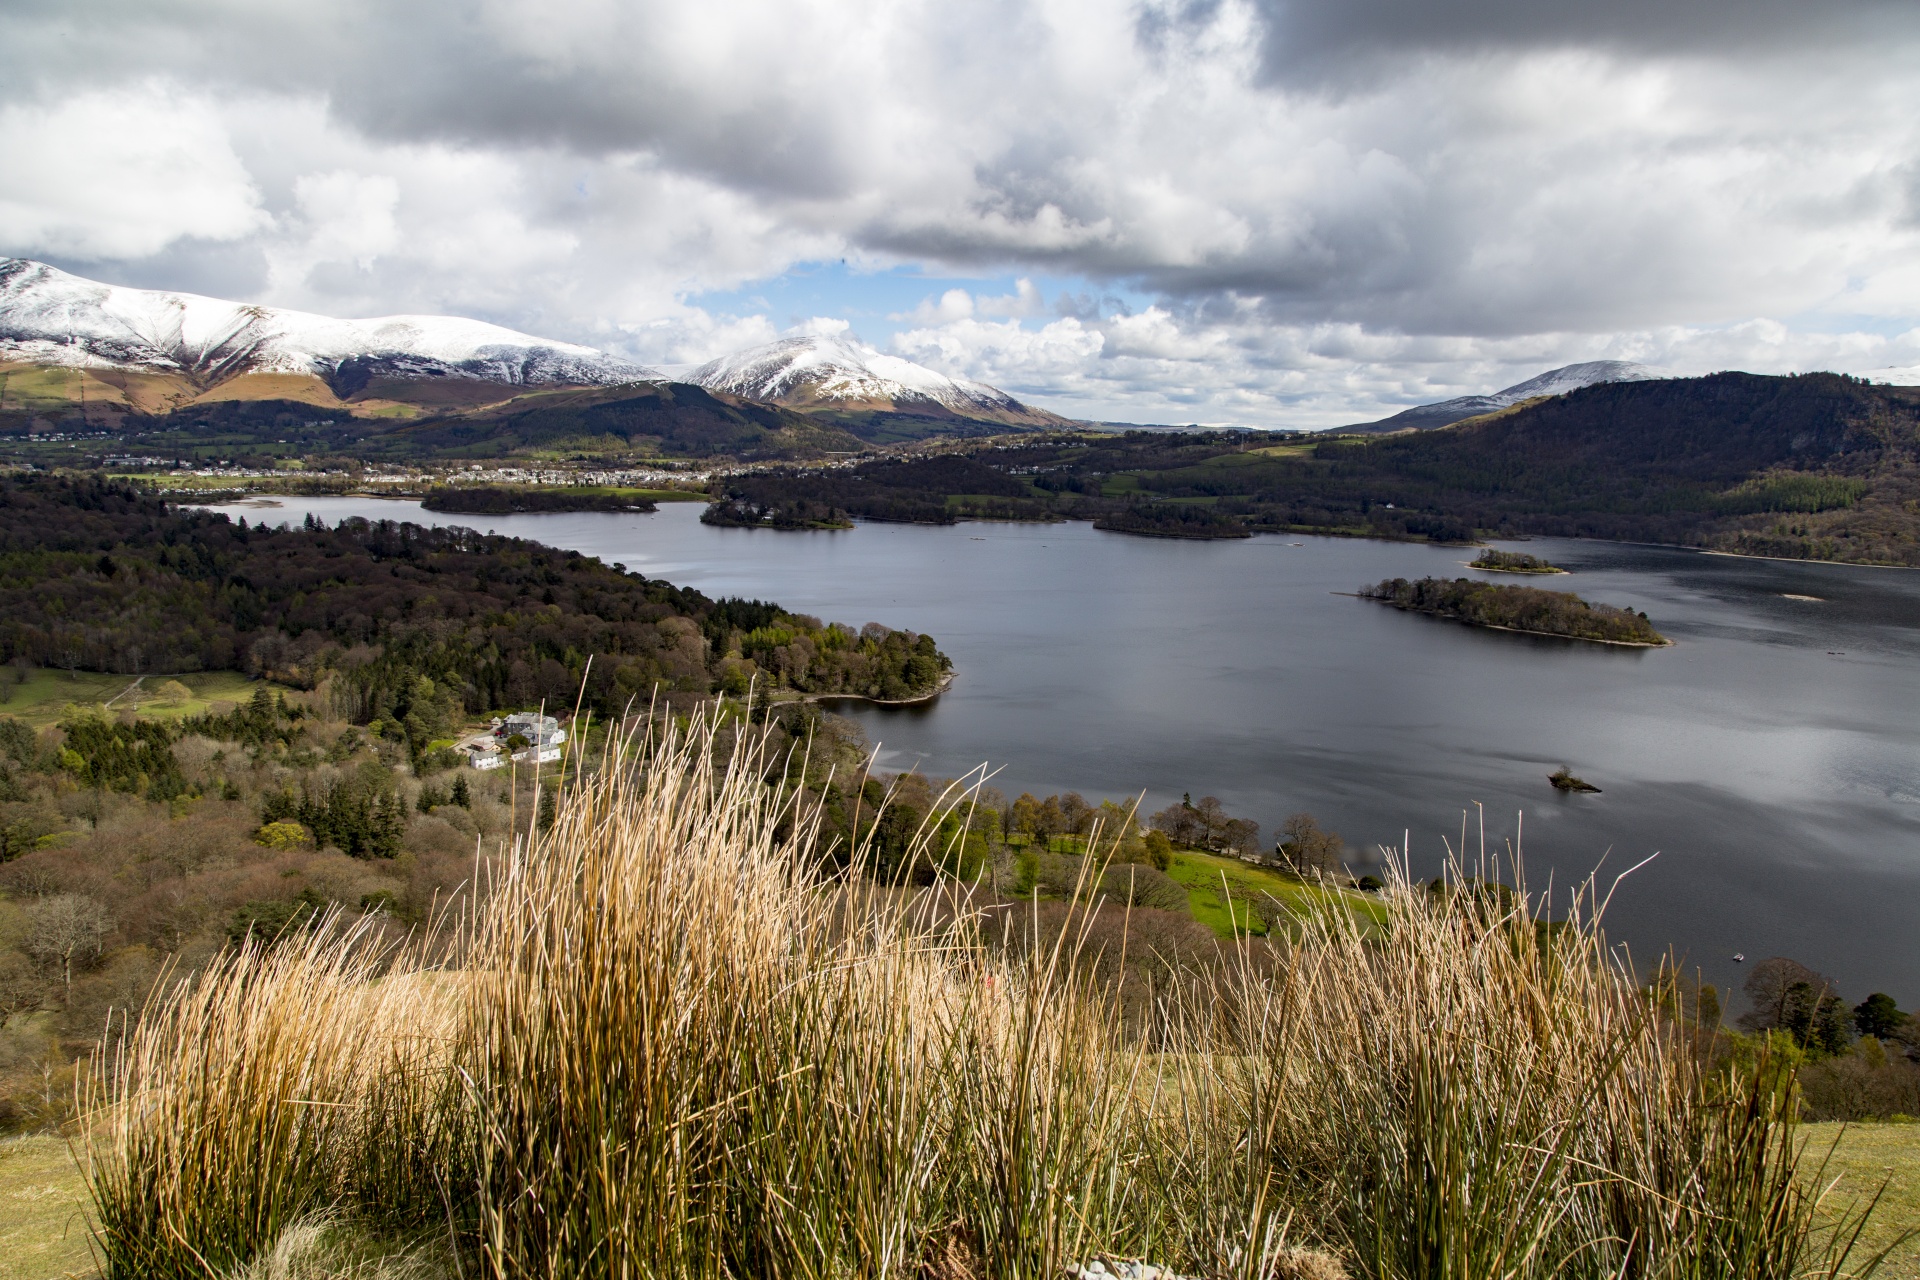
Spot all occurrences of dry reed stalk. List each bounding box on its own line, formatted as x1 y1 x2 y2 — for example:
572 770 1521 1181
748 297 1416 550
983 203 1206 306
81 918 463 1280
80 705 1876 1280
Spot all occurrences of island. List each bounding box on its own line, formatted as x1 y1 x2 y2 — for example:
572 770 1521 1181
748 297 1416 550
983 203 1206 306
1092 505 1252 539
419 485 660 514
1550 766 1602 793
702 495 855 529
1359 576 1670 646
1471 549 1566 574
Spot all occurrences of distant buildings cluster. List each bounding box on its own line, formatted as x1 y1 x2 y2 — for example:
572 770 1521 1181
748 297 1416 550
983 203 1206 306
465 712 566 770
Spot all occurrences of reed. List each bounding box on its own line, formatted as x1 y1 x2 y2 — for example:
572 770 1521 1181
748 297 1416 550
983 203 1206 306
79 708 1880 1279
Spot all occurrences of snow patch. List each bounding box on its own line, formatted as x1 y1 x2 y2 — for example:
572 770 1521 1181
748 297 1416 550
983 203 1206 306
0 257 659 388
689 333 1027 416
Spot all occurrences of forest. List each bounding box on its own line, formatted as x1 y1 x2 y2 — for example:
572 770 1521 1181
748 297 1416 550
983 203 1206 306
698 374 1920 563
418 485 660 514
0 476 953 743
1359 577 1668 645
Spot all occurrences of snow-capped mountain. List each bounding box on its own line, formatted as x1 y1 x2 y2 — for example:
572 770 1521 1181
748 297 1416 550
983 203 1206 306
689 335 1061 425
0 259 658 393
1344 361 1663 433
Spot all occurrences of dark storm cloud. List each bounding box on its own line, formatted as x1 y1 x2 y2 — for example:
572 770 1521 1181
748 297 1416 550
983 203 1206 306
1243 0 1920 75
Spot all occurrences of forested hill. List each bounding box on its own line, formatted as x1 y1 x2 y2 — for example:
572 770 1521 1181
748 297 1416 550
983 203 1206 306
1318 372 1920 558
0 477 950 746
707 372 1920 564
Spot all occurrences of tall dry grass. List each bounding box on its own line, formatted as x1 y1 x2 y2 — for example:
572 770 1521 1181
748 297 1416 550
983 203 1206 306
79 709 1882 1279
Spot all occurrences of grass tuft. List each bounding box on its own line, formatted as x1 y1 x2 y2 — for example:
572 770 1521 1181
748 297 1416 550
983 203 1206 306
78 708 1886 1279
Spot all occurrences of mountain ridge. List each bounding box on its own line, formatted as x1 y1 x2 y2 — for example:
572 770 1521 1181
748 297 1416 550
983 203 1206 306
0 258 660 395
689 334 1067 431
1342 360 1662 433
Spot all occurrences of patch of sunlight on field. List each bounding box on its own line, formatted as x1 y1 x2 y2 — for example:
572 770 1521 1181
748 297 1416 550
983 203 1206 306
0 1135 96 1280
1168 849 1387 939
1803 1121 1920 1278
0 669 279 727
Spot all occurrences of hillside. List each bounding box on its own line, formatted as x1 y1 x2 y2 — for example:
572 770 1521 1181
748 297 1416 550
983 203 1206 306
0 475 951 720
1341 360 1662 433
0 370 862 463
693 374 1920 563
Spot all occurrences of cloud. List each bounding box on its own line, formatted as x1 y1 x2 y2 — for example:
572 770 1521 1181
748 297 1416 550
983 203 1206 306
892 302 1920 428
2 0 1919 419
0 85 267 260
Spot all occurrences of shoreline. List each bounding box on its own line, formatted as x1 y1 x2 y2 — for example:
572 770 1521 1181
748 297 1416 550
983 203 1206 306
1467 563 1568 575
799 669 956 708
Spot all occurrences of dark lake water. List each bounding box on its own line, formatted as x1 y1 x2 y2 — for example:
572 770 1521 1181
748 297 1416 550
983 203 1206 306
227 496 1920 1007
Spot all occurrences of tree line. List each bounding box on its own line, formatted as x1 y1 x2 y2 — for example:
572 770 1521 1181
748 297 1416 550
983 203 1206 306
0 477 952 747
691 374 1920 562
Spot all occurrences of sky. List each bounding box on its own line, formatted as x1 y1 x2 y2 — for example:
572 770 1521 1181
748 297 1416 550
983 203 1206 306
4 0 1920 428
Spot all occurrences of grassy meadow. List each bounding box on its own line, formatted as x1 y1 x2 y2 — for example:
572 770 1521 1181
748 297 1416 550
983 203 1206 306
18 707 1896 1280
0 669 273 727
1164 848 1387 938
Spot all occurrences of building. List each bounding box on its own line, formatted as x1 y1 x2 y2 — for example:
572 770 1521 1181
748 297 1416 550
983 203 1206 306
495 712 566 749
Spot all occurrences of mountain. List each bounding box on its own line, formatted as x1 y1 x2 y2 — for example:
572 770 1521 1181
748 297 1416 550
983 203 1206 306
1341 361 1662 433
0 258 658 399
688 334 1067 439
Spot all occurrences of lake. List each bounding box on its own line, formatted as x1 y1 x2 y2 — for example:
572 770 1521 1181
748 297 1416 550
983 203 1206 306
223 495 1920 1007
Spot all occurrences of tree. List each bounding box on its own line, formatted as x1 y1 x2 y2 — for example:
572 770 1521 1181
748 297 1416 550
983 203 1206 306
1191 796 1230 847
1277 812 1343 876
1740 956 1849 1053
1855 992 1907 1040
450 774 472 809
1739 957 1831 1033
25 893 111 1001
1009 793 1047 841
155 679 193 708
1142 829 1174 872
1149 801 1203 848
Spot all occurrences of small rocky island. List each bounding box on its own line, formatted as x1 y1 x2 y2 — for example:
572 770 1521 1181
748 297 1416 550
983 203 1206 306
1471 549 1566 574
1550 766 1602 793
1361 576 1669 646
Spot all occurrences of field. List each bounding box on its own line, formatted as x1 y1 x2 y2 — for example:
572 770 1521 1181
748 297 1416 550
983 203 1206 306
1166 849 1387 937
1805 1121 1920 1276
0 669 274 727
0 1136 95 1280
3 1103 1916 1280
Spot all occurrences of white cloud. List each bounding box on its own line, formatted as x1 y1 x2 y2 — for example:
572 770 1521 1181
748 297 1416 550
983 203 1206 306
893 303 1920 428
0 85 267 260
2 0 1919 418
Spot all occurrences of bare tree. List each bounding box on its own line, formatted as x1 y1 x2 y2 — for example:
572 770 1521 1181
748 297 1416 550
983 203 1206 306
25 893 112 1002
1743 955 1827 1036
1278 812 1344 877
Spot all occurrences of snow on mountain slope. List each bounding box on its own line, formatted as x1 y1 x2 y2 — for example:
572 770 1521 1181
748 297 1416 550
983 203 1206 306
0 259 659 391
689 335 1060 424
1343 361 1663 433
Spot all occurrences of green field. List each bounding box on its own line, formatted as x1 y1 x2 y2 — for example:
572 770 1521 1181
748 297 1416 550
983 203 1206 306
1804 1121 1920 1277
1166 849 1388 938
0 669 274 727
0 1136 95 1280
